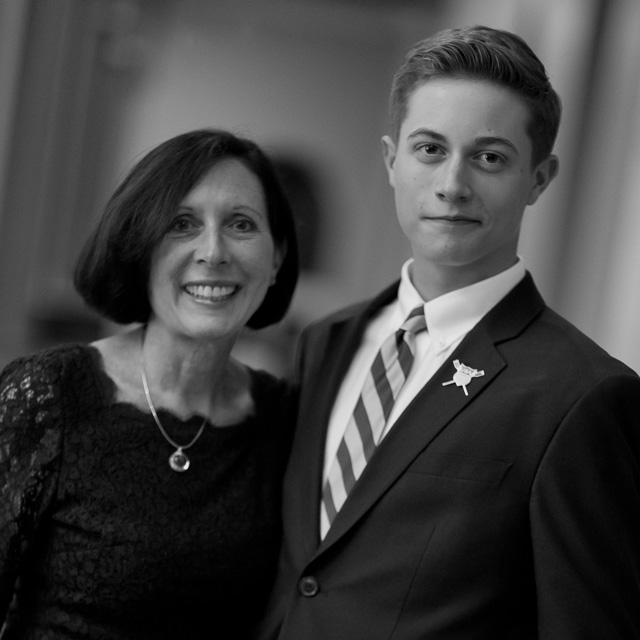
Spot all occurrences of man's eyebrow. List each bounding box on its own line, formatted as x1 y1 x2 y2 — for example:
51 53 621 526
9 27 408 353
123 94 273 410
475 136 519 154
407 128 446 142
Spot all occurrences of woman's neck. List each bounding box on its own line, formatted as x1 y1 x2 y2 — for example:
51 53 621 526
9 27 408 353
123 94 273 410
140 323 245 421
94 324 252 425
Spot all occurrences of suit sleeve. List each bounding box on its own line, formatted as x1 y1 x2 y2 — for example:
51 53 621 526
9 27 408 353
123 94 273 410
294 323 316 387
530 373 640 638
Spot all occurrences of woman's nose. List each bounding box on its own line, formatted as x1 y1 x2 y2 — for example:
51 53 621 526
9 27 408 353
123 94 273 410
194 228 230 265
436 158 472 202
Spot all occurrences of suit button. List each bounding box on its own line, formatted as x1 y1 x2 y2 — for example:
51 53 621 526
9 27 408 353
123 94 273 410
298 576 319 597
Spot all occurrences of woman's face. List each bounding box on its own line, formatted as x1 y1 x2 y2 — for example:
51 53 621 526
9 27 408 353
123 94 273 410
147 158 283 343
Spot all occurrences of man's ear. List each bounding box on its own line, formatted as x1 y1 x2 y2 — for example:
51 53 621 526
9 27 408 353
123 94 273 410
381 135 397 188
527 154 559 206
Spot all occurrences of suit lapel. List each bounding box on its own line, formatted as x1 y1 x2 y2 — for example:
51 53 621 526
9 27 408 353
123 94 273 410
288 284 400 559
316 273 546 553
319 323 504 550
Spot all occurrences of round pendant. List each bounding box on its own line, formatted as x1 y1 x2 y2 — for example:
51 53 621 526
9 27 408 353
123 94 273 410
169 448 190 472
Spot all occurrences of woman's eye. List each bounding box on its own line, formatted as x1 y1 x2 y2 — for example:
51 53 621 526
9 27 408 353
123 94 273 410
167 215 195 233
230 217 257 233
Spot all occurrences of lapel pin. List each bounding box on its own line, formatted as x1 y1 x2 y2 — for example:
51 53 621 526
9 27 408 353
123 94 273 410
442 359 485 396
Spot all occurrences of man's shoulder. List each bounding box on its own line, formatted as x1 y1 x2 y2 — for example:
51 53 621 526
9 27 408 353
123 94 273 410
304 281 399 336
482 272 637 379
530 306 637 378
310 299 371 329
487 286 637 385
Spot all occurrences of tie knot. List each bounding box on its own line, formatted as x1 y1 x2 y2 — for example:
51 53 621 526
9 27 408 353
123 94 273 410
400 306 427 336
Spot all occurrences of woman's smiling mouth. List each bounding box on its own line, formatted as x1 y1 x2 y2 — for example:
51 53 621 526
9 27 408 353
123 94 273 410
184 284 238 302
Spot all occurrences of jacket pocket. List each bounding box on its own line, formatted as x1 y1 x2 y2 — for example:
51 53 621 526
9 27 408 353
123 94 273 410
407 452 512 485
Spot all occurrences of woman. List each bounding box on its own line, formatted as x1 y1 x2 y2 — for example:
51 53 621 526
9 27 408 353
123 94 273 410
0 129 299 639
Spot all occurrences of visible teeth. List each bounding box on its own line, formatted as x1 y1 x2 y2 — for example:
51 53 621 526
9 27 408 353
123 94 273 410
186 285 236 299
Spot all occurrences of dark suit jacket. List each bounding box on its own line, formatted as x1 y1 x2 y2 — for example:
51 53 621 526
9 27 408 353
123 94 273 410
258 274 640 640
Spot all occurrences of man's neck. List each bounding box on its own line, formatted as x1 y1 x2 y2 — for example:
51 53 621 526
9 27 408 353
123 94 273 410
409 259 519 302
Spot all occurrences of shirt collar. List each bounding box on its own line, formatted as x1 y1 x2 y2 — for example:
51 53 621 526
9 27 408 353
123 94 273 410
397 258 526 351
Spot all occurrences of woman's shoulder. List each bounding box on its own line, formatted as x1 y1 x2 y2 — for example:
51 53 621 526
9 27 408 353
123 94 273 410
247 366 298 424
248 366 295 397
90 330 142 401
0 344 96 472
241 367 298 461
0 343 104 429
0 343 97 396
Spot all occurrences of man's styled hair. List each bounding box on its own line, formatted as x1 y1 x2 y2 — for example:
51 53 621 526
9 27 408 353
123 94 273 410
74 128 299 329
389 25 562 166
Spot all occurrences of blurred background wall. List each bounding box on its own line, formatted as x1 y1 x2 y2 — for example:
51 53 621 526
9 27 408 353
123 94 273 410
0 0 639 376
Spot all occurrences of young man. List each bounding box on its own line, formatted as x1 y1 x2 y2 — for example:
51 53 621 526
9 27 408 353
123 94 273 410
258 26 640 639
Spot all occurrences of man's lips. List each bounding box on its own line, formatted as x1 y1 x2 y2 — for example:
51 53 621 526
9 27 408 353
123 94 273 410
423 216 480 225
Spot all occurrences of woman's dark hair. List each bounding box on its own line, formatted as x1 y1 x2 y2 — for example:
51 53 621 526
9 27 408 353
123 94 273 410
74 128 298 329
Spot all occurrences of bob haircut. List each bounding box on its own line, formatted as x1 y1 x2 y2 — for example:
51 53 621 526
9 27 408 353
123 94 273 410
389 25 562 167
74 128 299 329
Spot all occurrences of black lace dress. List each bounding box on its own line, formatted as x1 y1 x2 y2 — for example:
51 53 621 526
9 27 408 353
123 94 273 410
0 344 296 639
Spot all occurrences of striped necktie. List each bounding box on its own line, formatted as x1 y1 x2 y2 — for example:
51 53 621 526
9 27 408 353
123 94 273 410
321 306 426 538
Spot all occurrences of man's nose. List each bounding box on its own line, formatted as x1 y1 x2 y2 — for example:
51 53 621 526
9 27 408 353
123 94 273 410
436 158 472 202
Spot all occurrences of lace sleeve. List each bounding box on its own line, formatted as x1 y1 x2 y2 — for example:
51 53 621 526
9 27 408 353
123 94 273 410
0 352 64 623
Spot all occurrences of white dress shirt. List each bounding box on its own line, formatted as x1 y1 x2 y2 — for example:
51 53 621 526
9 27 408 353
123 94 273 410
322 258 526 484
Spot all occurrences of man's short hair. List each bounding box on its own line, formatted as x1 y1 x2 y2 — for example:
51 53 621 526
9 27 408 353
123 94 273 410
389 25 562 166
74 128 299 329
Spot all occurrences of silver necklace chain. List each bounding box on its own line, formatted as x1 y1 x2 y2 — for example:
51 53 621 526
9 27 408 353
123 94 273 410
140 340 208 472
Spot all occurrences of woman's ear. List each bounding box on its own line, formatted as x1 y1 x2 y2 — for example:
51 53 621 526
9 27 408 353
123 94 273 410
270 242 286 285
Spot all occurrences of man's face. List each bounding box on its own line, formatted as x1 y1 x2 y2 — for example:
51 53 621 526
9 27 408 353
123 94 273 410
382 77 558 299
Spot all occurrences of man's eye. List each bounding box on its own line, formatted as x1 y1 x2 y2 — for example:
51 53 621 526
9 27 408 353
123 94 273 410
419 143 440 154
479 152 503 164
